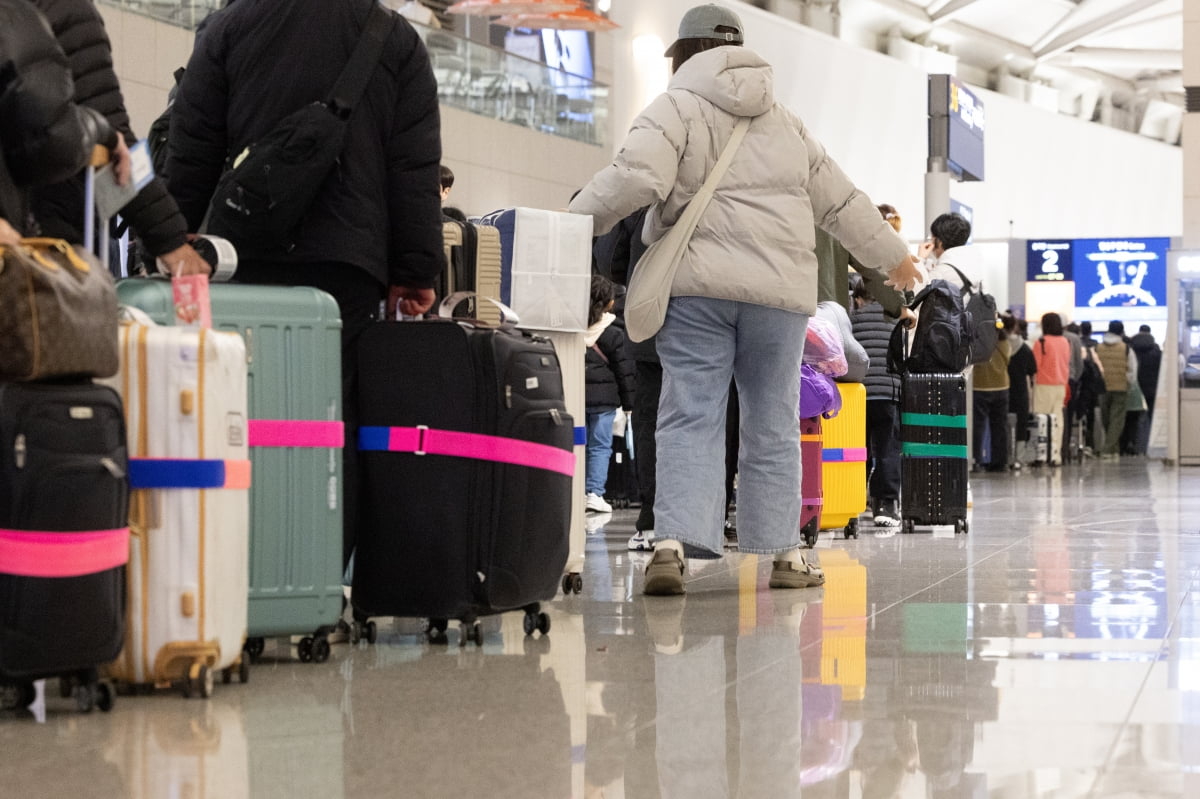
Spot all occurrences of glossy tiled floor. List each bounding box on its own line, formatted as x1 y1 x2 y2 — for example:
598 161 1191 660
3 460 1200 798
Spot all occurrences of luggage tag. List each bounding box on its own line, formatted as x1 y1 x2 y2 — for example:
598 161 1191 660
172 271 212 329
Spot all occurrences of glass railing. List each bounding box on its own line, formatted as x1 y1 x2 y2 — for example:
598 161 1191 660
100 0 221 29
97 1 608 147
414 22 608 147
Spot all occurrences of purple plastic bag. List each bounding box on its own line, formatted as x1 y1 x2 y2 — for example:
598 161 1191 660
800 364 842 420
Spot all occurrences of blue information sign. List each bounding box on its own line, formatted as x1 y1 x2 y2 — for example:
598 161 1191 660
1072 238 1169 309
1026 240 1073 283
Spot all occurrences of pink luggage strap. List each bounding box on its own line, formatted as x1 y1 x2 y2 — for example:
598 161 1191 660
248 420 345 448
358 425 575 477
822 447 867 463
0 527 129 578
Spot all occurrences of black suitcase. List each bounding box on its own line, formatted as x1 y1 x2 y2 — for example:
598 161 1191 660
900 373 969 534
604 426 639 508
352 319 573 644
0 381 128 712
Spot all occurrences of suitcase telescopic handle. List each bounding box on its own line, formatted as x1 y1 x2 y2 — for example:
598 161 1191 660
436 291 520 326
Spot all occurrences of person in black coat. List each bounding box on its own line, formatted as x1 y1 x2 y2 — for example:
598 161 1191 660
1006 316 1037 464
167 0 445 567
27 0 209 276
584 275 635 514
850 281 904 526
0 0 126 236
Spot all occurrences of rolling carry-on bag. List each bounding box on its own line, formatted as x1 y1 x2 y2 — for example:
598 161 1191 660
352 317 574 644
800 416 824 548
818 382 866 539
116 280 345 664
0 382 129 713
440 220 504 325
103 322 251 696
1028 412 1053 466
900 373 969 534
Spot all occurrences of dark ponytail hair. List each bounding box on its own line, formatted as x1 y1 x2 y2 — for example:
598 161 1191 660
589 274 615 327
671 25 742 73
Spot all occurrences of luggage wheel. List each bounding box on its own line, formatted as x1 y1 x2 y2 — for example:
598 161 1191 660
522 605 551 638
243 637 266 661
0 681 37 711
297 636 331 663
182 663 214 699
72 678 114 713
561 572 583 595
801 519 818 549
955 518 969 535
426 619 450 645
459 619 483 647
902 519 916 535
222 657 251 684
844 518 859 540
350 620 378 646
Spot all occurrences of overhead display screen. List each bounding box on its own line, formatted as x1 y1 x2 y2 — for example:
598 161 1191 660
930 75 985 182
1073 237 1169 309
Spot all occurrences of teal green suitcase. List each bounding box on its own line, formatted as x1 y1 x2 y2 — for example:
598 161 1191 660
116 279 344 662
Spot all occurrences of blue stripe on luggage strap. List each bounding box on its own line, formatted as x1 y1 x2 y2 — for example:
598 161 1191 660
128 459 225 489
574 426 587 447
358 426 392 451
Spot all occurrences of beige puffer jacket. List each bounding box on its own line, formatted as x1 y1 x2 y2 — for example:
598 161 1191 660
569 46 910 316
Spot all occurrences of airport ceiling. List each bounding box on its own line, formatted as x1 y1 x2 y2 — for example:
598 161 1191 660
846 0 1183 97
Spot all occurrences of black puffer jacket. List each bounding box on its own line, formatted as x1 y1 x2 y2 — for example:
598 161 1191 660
28 0 188 255
586 321 635 413
0 0 115 233
850 300 900 402
593 207 657 363
169 0 444 289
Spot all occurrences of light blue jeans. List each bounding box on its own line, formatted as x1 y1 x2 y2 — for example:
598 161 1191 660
585 409 616 495
655 297 808 557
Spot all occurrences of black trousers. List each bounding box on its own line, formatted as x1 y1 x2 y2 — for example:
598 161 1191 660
973 389 1009 469
865 400 901 506
235 261 383 568
634 360 661 533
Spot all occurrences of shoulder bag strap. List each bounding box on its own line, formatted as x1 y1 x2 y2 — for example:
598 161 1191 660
692 116 750 217
947 264 975 293
327 4 394 117
663 116 752 244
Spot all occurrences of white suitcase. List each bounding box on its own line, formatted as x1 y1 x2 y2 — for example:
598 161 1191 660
103 322 250 696
1029 412 1053 466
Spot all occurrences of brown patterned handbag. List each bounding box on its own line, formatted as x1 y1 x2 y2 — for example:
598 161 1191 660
0 238 118 381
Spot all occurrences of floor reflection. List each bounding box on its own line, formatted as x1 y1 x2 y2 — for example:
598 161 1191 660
2 461 1200 798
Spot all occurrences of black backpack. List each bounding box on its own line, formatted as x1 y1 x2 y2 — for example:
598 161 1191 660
945 264 999 365
886 279 970 375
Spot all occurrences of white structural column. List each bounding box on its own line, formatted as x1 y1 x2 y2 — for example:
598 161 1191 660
1167 0 1200 467
1186 0 1200 249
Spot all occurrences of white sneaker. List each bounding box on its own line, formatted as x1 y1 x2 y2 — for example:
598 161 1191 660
586 493 613 513
628 530 655 551
873 513 900 528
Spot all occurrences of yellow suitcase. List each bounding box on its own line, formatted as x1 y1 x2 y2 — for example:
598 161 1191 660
819 382 867 538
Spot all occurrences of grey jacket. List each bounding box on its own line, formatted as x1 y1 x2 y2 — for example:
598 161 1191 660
569 46 909 316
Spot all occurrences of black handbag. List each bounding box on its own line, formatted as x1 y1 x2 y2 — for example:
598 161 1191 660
203 4 393 258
